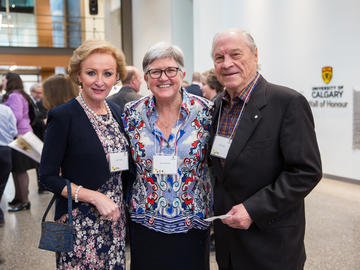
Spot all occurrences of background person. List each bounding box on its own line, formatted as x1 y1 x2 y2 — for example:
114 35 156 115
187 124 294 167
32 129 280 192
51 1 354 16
0 104 17 225
40 40 130 269
209 29 322 270
29 83 47 141
122 42 213 270
186 71 203 96
29 83 43 103
42 74 79 111
1 74 7 102
182 79 190 88
2 72 37 212
29 83 47 193
201 69 223 101
107 65 142 111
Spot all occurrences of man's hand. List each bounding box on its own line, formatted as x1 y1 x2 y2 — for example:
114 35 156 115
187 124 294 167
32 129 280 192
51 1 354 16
222 203 253 230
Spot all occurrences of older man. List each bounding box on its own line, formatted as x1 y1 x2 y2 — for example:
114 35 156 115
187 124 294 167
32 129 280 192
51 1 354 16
209 29 322 270
29 83 47 193
30 83 42 102
107 65 142 111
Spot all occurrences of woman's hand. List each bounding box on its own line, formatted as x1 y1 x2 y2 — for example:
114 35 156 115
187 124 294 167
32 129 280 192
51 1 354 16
61 184 120 222
91 191 120 222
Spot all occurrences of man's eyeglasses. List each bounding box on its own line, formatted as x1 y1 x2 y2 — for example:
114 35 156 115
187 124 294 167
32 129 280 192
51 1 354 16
146 67 180 79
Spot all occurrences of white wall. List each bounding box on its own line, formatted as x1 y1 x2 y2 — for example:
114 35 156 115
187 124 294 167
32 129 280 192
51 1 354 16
171 0 194 82
132 0 172 95
193 0 360 181
104 0 122 50
132 0 194 94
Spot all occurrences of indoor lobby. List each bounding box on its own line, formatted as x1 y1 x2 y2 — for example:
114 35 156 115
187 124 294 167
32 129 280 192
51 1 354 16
1 0 360 269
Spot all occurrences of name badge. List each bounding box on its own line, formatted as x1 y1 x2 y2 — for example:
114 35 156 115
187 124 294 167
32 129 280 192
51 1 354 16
210 135 232 159
109 152 129 172
153 155 178 175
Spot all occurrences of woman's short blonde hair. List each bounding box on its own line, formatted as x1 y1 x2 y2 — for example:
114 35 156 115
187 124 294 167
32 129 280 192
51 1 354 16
42 74 79 110
68 40 127 84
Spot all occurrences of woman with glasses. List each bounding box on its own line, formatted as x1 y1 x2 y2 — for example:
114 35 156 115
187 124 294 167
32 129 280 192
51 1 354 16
122 42 213 270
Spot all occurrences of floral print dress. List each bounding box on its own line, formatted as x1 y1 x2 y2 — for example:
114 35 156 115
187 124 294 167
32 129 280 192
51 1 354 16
56 104 128 270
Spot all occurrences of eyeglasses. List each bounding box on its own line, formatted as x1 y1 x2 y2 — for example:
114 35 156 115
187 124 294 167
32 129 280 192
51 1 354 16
146 67 180 79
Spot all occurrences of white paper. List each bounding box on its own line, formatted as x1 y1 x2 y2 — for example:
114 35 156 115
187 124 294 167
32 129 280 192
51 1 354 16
204 214 232 222
8 132 43 163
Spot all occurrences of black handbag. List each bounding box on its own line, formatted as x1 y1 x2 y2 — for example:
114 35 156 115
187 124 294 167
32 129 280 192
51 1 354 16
38 180 74 252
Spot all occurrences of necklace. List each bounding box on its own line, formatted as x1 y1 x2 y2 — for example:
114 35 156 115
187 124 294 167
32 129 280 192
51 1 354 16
78 93 113 125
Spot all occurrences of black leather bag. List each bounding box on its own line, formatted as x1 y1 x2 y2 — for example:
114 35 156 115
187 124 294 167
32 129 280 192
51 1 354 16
38 180 74 252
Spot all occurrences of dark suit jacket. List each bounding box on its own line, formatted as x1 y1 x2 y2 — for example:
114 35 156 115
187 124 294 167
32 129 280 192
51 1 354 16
30 99 47 141
210 76 322 270
186 83 203 97
40 98 133 220
107 86 142 112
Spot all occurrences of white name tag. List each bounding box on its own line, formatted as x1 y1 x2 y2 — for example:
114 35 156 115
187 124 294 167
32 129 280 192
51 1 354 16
210 135 232 159
109 152 129 172
153 155 178 175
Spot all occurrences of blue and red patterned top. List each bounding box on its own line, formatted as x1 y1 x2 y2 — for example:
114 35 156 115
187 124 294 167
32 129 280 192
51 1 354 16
122 89 213 234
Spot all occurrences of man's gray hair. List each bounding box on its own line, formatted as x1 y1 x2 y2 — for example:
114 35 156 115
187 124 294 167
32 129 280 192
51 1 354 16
30 83 42 92
211 29 257 58
142 42 185 73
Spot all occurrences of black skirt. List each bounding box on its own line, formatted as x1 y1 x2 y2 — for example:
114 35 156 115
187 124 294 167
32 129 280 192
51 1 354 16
129 220 210 270
11 149 37 172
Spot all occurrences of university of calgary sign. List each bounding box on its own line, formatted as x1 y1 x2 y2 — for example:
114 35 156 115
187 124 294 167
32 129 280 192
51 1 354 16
309 66 347 108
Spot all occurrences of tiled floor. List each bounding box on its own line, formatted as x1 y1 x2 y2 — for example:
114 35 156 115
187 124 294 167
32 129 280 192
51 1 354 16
0 170 359 269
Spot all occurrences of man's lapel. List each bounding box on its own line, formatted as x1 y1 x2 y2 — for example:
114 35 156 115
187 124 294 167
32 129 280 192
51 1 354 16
224 77 267 171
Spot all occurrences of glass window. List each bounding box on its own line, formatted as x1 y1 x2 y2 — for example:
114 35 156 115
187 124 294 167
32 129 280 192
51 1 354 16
0 0 34 14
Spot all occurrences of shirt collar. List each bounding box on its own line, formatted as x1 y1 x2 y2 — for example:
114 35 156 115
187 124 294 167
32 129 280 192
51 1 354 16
222 72 260 104
145 88 191 124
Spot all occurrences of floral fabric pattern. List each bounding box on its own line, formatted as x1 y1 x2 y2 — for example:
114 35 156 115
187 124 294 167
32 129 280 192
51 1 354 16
56 103 128 270
122 89 213 234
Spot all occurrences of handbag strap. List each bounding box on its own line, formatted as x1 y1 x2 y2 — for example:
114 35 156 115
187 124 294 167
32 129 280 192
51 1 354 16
41 180 73 225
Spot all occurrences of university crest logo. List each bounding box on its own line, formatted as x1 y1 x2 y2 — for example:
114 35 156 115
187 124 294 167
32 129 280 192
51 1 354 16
322 66 333 84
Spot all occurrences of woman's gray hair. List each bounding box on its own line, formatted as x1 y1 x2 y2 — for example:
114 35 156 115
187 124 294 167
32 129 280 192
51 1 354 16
142 42 185 73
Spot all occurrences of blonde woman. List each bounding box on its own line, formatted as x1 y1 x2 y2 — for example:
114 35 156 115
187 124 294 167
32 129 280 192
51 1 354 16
40 40 130 269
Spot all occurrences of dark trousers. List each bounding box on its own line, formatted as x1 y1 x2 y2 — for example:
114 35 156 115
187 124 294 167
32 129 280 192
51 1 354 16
0 146 12 219
219 254 234 270
220 265 234 270
219 267 234 270
129 220 210 270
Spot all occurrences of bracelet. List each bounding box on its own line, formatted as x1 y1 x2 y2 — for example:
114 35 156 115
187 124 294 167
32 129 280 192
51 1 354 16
74 185 82 203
